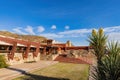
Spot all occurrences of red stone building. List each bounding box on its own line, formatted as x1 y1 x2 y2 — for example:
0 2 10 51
0 35 92 65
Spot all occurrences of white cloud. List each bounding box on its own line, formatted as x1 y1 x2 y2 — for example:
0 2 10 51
108 32 120 41
38 26 45 32
104 26 120 33
13 27 27 34
57 28 93 38
104 26 120 42
51 25 56 29
39 33 63 38
11 25 120 44
58 26 120 39
25 26 35 35
59 28 92 35
65 25 70 29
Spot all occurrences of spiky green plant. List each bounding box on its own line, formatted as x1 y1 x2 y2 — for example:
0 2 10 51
103 41 120 80
91 42 120 80
88 28 108 60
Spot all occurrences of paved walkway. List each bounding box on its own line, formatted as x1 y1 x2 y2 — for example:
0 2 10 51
0 61 58 80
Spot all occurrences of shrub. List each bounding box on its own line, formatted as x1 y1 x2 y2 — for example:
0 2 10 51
0 55 8 68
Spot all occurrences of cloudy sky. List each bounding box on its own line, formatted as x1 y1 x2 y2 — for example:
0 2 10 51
0 0 120 45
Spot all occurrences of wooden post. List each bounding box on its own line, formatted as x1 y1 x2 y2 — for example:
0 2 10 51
33 45 40 57
43 47 46 55
8 42 17 60
23 44 30 59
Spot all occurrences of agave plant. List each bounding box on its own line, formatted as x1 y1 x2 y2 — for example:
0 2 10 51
91 42 120 80
88 28 108 61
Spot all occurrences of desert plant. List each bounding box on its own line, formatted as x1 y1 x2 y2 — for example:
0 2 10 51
0 55 8 68
88 28 108 61
88 28 120 80
92 41 120 80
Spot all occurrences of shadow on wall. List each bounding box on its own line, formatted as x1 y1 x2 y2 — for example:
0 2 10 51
6 67 70 80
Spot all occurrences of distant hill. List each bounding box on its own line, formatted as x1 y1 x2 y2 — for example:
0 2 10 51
0 31 47 43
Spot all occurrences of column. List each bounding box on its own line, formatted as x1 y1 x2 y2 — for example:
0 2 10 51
8 42 17 60
33 45 39 57
43 47 46 55
23 44 30 59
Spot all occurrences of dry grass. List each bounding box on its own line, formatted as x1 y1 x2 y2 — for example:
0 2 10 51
13 63 89 80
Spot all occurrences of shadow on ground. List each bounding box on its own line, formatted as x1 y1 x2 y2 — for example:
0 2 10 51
6 67 70 80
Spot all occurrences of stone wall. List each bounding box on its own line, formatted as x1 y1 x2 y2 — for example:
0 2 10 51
65 49 89 57
63 49 96 64
1 52 41 65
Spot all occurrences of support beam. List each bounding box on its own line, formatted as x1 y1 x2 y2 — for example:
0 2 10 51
23 44 30 59
33 45 40 57
8 42 17 60
43 47 46 55
0 36 40 47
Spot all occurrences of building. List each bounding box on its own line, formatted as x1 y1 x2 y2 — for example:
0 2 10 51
0 35 91 65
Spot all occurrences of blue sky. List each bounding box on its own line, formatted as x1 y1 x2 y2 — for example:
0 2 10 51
0 0 120 45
